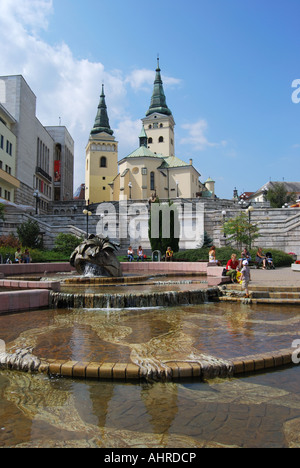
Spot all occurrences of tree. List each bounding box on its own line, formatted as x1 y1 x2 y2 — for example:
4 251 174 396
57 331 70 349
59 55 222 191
17 219 42 248
148 199 180 255
223 212 259 249
266 182 296 208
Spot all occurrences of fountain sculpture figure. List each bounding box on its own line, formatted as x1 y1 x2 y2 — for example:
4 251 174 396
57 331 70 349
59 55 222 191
70 235 123 278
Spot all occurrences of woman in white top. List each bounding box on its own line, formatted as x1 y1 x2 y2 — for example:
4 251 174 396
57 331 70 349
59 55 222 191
137 246 144 262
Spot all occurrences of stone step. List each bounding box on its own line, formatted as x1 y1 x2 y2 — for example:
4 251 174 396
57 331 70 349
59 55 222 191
251 297 300 305
225 284 300 293
251 291 300 299
219 295 300 305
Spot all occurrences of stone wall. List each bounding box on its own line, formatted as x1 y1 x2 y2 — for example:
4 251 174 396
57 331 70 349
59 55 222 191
1 199 300 256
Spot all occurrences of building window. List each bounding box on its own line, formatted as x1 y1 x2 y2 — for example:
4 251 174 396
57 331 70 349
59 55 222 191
142 168 147 175
6 140 12 155
150 172 155 191
158 136 164 143
100 156 107 168
148 137 153 144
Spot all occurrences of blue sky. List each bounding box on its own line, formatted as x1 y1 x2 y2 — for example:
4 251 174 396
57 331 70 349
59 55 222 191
1 0 300 199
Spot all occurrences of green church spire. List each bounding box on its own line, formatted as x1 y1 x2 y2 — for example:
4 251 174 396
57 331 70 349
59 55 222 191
146 58 172 117
91 84 114 136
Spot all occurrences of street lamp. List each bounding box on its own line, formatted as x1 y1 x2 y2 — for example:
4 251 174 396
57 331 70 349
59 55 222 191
128 182 132 200
33 190 40 215
222 210 227 238
246 205 254 249
83 208 92 238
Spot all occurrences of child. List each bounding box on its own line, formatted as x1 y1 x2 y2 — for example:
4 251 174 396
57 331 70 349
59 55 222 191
241 259 251 298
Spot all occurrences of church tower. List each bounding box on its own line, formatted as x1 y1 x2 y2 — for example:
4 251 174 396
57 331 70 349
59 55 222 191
142 58 175 157
85 84 118 203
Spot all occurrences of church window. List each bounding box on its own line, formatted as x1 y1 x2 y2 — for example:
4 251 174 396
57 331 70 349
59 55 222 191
150 172 155 191
160 123 163 128
100 156 107 168
159 136 164 143
153 123 158 129
148 125 152 129
148 137 153 144
142 168 147 175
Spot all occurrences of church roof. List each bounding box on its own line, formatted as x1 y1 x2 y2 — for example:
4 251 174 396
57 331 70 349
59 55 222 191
91 84 114 136
145 59 172 117
124 145 164 160
159 156 190 169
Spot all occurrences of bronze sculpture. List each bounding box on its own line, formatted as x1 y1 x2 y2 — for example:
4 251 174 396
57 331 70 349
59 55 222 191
70 235 123 277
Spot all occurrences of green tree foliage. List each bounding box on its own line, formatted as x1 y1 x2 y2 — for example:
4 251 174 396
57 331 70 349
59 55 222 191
148 199 180 255
266 182 296 208
17 219 42 248
223 212 260 249
54 233 84 255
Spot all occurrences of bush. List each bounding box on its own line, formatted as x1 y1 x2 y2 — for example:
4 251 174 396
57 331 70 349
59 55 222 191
173 247 294 267
0 234 20 248
54 233 83 256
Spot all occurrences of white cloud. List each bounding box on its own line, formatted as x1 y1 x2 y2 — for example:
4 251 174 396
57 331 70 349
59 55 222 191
180 119 227 151
0 0 182 189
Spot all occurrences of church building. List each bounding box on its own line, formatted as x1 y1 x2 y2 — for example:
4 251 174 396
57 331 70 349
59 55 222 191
85 60 215 203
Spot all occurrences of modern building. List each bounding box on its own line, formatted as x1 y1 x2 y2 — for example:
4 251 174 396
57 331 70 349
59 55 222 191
86 60 215 203
0 102 20 203
0 75 74 213
45 126 74 202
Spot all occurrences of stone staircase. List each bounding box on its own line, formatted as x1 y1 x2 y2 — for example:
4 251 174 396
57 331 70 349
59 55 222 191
220 284 300 305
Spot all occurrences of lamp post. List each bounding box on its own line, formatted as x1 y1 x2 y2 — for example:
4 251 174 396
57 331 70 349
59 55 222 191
222 210 227 238
246 205 254 249
83 207 92 238
128 182 132 200
33 190 40 215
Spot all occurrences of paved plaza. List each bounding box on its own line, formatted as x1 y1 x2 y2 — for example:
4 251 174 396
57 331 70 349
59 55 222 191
247 266 300 288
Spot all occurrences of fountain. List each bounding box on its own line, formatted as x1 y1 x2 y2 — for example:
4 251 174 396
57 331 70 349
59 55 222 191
70 235 122 278
0 235 297 385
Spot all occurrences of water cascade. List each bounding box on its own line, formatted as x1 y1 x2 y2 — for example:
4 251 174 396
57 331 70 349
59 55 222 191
49 287 220 309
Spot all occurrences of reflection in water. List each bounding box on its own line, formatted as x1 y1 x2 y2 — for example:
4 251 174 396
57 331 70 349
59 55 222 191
1 367 300 448
1 303 299 365
1 301 300 447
